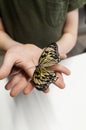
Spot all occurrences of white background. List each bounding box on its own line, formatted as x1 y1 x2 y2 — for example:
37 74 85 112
0 53 86 130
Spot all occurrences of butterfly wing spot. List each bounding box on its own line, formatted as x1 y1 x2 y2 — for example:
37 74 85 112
33 42 60 91
33 67 57 91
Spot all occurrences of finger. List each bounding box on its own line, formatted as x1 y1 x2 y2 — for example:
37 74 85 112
52 64 71 75
59 54 67 59
43 88 50 93
10 78 28 97
23 81 34 95
16 61 36 78
5 71 25 90
0 53 15 79
5 71 29 97
54 73 65 89
5 75 20 90
10 66 22 76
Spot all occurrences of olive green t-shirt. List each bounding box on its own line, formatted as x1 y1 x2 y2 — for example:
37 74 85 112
0 0 86 48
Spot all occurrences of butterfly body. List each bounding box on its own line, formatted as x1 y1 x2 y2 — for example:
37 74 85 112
33 42 61 91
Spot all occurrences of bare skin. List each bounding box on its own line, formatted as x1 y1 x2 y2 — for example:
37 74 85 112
0 43 70 96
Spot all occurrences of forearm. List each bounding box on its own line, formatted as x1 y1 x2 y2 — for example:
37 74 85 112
0 18 21 51
56 9 78 54
0 30 19 51
56 32 77 54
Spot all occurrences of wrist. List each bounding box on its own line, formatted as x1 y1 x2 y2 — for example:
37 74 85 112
0 30 21 51
4 40 22 51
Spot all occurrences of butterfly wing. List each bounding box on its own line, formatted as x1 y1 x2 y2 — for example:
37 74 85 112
38 42 61 67
33 42 60 91
33 66 58 91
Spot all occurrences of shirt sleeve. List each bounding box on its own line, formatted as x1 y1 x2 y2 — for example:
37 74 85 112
68 0 86 12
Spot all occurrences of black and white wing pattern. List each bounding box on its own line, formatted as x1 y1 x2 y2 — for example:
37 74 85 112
33 42 61 91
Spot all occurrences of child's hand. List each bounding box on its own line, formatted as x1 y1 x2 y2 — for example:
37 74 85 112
0 43 42 79
0 43 70 96
0 43 42 96
5 61 70 97
5 67 34 97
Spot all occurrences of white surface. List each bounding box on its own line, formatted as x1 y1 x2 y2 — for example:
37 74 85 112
0 53 86 130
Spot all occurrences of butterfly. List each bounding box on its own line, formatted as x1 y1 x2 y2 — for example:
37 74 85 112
33 42 61 91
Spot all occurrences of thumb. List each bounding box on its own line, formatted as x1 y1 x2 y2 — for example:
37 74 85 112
0 53 15 79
